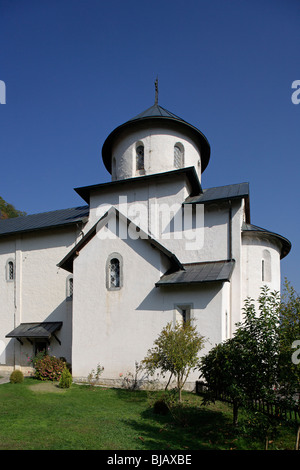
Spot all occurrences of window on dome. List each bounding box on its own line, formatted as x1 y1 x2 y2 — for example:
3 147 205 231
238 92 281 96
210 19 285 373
174 143 184 168
262 250 271 283
136 144 144 171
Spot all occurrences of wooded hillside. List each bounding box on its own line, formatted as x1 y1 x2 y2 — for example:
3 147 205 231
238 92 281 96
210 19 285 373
0 196 26 219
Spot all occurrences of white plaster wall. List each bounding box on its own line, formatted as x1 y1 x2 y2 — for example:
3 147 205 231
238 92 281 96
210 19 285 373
241 234 281 305
71 214 230 383
111 126 202 181
0 228 79 374
72 224 171 379
0 237 17 371
86 178 235 267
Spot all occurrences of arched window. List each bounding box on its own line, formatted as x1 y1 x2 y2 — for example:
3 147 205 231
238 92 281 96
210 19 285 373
110 258 120 287
262 249 271 283
136 144 144 171
66 276 73 299
174 143 184 168
6 260 15 281
106 253 123 290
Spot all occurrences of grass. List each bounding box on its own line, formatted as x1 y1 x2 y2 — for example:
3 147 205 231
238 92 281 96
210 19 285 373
0 378 298 450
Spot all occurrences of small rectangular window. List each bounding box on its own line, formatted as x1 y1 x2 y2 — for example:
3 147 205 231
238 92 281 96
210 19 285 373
174 304 192 326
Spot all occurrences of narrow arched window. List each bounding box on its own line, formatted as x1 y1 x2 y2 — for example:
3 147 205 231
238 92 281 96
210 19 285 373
110 258 120 288
6 260 15 281
136 144 144 171
67 276 73 299
262 249 271 283
174 143 184 168
106 253 123 290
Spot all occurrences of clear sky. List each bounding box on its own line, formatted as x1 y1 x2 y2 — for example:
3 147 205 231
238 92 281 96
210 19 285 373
0 0 299 292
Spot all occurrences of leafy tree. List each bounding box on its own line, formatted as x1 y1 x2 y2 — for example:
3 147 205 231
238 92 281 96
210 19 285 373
142 320 205 401
199 337 244 425
278 280 300 449
0 196 26 219
199 287 282 425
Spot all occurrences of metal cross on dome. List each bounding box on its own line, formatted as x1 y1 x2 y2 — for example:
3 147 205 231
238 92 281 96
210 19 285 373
155 77 158 105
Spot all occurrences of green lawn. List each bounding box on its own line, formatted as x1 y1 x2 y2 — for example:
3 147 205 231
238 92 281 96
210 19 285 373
0 378 297 450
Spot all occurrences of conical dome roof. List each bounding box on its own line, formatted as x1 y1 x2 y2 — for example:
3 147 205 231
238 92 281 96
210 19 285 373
102 103 210 174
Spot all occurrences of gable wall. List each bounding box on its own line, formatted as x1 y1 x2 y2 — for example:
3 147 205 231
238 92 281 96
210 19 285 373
0 227 79 373
71 222 230 383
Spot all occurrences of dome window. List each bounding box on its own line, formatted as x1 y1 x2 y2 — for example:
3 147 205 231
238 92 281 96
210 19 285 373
136 144 144 171
174 143 184 168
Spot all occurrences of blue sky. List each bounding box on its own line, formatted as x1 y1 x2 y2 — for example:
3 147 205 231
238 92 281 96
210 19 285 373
0 0 299 292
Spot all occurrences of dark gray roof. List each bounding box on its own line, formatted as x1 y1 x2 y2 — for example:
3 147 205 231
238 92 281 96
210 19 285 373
185 182 249 204
129 104 189 121
0 206 89 238
75 167 202 203
156 260 235 287
6 322 62 339
242 222 291 259
102 103 210 174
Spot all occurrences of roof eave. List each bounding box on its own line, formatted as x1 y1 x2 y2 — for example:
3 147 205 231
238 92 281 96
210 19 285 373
101 116 210 174
74 167 202 204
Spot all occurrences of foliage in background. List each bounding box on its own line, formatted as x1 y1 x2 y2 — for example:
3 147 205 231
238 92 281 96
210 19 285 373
0 196 26 219
199 284 300 449
199 287 282 426
278 279 300 449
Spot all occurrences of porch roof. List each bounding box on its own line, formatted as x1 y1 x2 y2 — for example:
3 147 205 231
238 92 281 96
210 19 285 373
6 322 63 344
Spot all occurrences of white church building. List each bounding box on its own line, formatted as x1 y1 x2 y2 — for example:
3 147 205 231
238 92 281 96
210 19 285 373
0 96 291 386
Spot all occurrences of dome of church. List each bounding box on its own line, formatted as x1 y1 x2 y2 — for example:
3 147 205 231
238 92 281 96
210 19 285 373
102 102 210 181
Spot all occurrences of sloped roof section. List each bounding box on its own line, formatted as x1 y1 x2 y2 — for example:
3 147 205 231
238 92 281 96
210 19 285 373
6 322 62 340
184 182 250 223
129 104 190 121
185 182 249 204
75 167 202 203
242 222 291 259
156 260 235 287
58 206 183 273
102 103 210 174
0 206 89 237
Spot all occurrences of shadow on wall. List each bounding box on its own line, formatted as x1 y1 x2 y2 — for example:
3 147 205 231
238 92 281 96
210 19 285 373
1 298 72 369
136 282 222 312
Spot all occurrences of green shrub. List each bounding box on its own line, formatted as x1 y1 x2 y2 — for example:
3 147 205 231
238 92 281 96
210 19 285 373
59 367 73 388
153 398 169 415
10 370 24 384
34 355 65 381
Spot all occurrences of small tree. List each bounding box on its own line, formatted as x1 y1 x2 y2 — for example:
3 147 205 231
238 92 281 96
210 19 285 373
200 337 244 425
278 280 300 449
200 286 282 427
142 320 205 401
